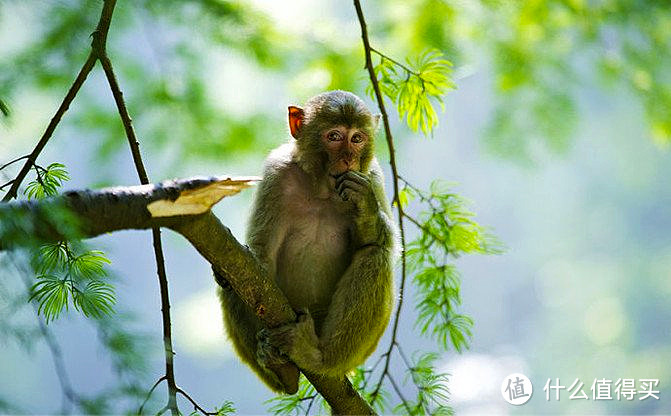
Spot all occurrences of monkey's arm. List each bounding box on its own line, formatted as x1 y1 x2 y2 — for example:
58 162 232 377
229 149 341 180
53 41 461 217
245 164 289 277
270 163 396 375
217 157 295 393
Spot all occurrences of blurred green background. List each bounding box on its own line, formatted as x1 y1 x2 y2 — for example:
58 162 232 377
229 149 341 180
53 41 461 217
0 0 670 414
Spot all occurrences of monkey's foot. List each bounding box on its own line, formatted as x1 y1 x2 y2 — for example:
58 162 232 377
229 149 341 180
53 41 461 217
257 329 299 394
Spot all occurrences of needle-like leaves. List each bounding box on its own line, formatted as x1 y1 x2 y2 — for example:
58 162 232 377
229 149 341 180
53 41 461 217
24 162 70 200
370 50 455 135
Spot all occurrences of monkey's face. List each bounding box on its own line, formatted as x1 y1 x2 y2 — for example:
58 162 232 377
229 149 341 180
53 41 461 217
321 125 369 176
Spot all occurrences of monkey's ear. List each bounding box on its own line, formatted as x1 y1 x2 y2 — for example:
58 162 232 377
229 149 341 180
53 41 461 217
372 114 382 132
288 106 305 139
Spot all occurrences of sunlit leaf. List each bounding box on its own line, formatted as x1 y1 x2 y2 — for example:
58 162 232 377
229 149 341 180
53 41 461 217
24 163 70 200
29 274 70 323
72 280 116 319
70 250 111 280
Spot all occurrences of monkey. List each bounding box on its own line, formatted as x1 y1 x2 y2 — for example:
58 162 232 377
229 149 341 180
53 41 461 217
216 90 396 394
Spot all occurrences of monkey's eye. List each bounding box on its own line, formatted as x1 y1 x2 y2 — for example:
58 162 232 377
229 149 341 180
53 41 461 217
327 131 343 141
351 133 365 143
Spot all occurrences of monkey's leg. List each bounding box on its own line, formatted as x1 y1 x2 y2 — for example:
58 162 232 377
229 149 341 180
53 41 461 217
319 246 393 373
269 245 393 376
216 284 299 393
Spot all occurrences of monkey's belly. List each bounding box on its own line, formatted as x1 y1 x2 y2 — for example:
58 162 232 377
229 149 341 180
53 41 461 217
275 223 352 325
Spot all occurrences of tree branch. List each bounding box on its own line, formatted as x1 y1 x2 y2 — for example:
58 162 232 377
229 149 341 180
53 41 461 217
0 0 122 203
139 376 167 415
0 54 96 203
0 177 374 414
90 1 180 411
0 155 30 172
353 0 409 406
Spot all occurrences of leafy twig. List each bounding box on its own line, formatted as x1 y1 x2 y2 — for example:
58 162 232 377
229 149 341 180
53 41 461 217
89 1 179 413
370 47 420 77
353 0 409 407
176 387 219 415
0 20 106 202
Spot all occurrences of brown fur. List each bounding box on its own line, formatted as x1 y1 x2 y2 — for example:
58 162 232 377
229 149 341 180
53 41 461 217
218 91 395 393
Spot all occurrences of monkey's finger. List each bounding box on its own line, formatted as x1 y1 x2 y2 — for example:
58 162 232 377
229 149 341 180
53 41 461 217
341 188 365 206
345 170 371 185
334 171 358 187
267 326 293 348
336 179 365 195
336 171 369 187
338 185 364 204
340 188 357 202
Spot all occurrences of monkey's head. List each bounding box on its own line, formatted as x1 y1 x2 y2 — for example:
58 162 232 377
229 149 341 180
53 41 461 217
288 90 381 178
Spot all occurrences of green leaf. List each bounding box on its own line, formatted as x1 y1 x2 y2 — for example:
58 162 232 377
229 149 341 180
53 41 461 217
266 376 320 415
0 98 9 117
72 280 116 319
397 187 416 209
29 274 71 323
29 240 115 322
371 49 455 135
70 250 111 280
35 242 69 274
400 352 453 415
215 401 236 416
24 162 70 200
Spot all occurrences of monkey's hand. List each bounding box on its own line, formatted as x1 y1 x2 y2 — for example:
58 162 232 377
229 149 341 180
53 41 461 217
256 329 290 368
256 329 301 394
264 311 324 372
335 171 384 247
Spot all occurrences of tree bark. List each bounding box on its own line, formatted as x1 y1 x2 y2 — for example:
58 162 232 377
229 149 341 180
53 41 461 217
0 176 375 415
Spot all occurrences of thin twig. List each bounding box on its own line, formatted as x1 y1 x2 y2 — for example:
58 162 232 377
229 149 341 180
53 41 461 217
395 344 414 373
32 164 47 189
395 345 430 414
353 0 409 407
386 373 412 414
369 47 420 77
304 394 317 416
176 387 218 415
397 174 422 195
0 0 122 203
91 2 179 413
403 212 443 245
0 52 95 204
0 155 29 172
138 376 167 414
1 64 96 201
360 353 386 392
0 179 15 190
402 212 423 230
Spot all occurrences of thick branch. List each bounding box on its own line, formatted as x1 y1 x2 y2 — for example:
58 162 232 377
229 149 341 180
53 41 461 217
0 177 374 414
0 177 256 246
